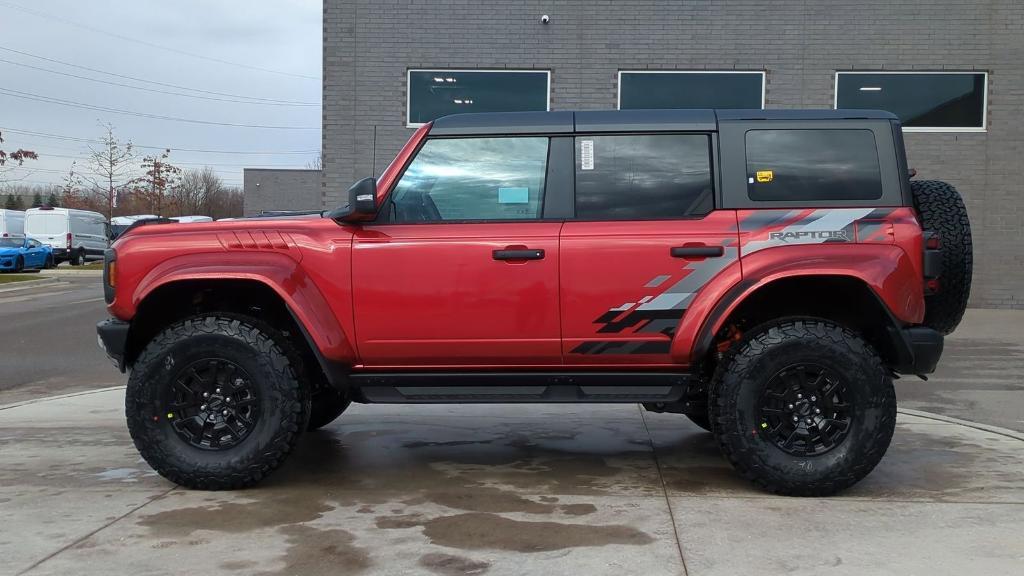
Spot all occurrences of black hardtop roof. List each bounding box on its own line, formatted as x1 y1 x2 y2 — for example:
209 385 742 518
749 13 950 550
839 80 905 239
429 109 898 135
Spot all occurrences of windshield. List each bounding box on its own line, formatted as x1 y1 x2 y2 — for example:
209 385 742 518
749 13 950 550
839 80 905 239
0 238 23 248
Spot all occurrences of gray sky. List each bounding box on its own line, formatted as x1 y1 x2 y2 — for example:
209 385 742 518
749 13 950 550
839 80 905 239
0 0 321 188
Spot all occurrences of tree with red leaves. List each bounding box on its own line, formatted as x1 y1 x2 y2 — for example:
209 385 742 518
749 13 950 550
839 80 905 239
0 130 38 182
132 148 181 216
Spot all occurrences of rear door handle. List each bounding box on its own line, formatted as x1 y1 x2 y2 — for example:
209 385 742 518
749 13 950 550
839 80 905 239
670 245 725 258
493 249 545 261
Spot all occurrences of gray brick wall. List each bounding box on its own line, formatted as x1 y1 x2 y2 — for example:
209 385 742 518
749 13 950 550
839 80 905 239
324 0 1024 309
243 169 322 216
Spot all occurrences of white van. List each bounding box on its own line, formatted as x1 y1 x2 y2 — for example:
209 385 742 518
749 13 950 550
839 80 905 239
25 207 109 265
110 214 159 239
0 209 25 240
169 215 214 223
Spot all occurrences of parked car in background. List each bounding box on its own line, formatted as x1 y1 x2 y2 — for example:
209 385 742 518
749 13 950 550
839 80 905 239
110 215 159 240
0 237 53 272
25 207 109 265
0 209 25 240
169 215 214 223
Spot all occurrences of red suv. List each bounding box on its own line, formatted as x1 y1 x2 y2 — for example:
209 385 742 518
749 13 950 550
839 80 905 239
97 109 972 495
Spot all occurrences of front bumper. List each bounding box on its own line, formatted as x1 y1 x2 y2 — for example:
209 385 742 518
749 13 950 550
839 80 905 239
96 318 130 372
893 326 944 375
0 257 15 270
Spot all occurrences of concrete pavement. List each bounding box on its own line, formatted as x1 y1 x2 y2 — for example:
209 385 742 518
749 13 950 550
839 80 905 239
1 389 1022 576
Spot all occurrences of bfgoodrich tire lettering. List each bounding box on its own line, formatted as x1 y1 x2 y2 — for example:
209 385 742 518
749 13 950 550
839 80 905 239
126 315 307 490
710 318 896 496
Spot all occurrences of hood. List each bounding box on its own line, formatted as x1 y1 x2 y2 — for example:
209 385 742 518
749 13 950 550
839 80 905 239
0 247 23 255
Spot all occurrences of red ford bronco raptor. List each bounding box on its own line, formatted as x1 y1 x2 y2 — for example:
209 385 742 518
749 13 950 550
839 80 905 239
97 109 972 495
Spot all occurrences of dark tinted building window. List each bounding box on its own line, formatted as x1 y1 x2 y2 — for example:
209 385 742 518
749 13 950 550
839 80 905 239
391 137 548 222
745 130 883 201
575 134 713 219
836 72 986 130
619 72 763 110
407 70 549 125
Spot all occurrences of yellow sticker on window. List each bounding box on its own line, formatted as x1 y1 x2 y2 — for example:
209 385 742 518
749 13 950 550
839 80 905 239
756 170 774 183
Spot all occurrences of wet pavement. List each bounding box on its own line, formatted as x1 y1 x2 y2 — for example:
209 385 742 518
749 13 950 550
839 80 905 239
2 389 1022 576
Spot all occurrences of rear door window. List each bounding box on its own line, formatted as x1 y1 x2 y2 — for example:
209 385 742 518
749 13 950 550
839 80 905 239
745 129 883 201
573 134 714 220
390 137 548 222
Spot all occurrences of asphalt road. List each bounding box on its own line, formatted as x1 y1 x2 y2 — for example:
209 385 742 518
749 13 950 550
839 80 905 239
0 274 121 404
1 276 1022 431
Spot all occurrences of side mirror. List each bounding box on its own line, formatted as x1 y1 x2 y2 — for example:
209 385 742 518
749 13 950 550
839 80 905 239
327 177 378 221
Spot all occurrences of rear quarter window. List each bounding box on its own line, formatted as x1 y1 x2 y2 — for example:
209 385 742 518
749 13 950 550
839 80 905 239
745 129 883 201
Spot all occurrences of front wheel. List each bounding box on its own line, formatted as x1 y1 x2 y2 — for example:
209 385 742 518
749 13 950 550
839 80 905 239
14 256 24 272
126 315 309 489
710 318 895 496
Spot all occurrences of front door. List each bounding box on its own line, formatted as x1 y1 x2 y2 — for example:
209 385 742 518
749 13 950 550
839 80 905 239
352 135 562 367
559 133 739 366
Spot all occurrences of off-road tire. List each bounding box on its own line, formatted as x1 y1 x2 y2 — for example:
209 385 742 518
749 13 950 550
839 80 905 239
710 318 896 496
686 412 713 433
126 315 308 490
307 387 350 431
911 180 972 334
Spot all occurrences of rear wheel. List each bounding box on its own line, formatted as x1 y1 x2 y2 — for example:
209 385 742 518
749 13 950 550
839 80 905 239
911 180 973 334
43 254 54 269
70 249 84 266
710 318 895 496
126 315 309 489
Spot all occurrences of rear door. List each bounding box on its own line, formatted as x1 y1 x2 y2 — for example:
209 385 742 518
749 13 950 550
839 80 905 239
352 135 564 367
26 211 67 250
560 133 739 366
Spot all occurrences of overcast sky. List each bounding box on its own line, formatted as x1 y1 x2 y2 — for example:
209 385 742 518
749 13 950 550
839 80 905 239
0 0 322 188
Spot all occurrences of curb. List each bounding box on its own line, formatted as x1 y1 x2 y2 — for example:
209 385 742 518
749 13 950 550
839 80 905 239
898 408 1024 442
39 269 103 276
0 276 60 294
0 385 126 411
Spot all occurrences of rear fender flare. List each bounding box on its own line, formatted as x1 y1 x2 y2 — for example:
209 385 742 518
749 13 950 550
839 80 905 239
674 244 924 364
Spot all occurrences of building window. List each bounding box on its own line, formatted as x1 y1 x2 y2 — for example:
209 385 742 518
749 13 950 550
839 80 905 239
575 134 714 220
835 72 987 132
618 71 764 110
745 129 883 202
406 70 550 127
390 137 549 222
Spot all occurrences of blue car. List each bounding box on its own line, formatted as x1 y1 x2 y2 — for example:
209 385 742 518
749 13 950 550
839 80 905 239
0 237 54 272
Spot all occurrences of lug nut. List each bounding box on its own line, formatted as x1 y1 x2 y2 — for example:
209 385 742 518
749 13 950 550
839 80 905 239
200 404 207 410
792 415 799 422
797 394 803 399
806 418 813 424
810 395 817 402
814 408 821 414
223 410 229 416
215 388 221 394
788 404 795 410
203 392 209 398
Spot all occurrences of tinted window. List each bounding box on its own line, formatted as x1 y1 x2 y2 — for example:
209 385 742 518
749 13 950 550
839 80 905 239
391 137 548 222
408 71 549 125
619 72 763 110
746 130 882 201
836 73 986 129
574 134 713 220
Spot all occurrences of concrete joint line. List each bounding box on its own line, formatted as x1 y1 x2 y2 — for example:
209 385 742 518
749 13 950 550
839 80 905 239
639 405 690 576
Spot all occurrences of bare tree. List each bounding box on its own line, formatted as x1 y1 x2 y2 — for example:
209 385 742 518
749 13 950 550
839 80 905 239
306 154 322 170
60 161 84 207
85 122 134 220
132 149 181 216
174 166 223 215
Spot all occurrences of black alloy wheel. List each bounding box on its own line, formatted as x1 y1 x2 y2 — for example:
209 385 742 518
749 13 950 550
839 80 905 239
163 358 261 450
757 363 852 457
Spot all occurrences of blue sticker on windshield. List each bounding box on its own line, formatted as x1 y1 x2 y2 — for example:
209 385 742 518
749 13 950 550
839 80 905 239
498 187 529 204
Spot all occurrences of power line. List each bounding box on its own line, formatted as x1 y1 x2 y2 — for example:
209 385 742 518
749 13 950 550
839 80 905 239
0 88 320 130
0 57 319 108
1 126 319 155
39 152 306 169
0 1 320 81
0 46 319 106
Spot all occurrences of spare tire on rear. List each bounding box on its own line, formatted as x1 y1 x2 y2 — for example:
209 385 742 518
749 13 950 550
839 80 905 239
910 180 973 334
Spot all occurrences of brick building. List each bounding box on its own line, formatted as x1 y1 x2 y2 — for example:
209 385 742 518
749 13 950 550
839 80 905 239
323 0 1024 308
242 169 322 216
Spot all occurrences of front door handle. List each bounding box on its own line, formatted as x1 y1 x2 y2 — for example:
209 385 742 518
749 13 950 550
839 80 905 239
493 249 545 261
670 245 724 259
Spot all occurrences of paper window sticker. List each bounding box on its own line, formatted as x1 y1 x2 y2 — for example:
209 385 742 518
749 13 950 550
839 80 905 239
580 140 594 170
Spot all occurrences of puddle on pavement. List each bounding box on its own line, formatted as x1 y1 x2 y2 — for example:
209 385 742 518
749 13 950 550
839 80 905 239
249 524 371 576
418 552 491 576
